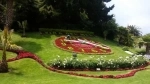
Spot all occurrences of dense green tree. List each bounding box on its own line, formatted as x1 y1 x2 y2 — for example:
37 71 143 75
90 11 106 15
116 26 134 46
85 0 114 36
14 0 39 31
127 25 141 37
101 18 118 40
36 0 114 31
1 0 115 35
0 0 6 25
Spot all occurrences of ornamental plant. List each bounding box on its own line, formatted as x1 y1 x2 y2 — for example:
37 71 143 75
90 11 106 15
48 55 148 71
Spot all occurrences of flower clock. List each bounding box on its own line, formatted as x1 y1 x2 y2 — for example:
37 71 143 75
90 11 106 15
54 36 112 54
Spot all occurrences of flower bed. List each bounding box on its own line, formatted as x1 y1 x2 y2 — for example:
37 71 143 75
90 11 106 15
1 49 149 79
48 56 149 71
54 36 113 54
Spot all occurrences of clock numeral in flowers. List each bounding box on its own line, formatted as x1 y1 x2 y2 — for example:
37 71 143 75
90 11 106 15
67 46 74 50
91 49 98 53
61 43 66 46
81 49 85 52
61 39 64 42
100 49 106 53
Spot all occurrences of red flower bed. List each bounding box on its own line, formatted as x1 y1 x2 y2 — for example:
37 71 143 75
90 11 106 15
54 36 113 54
1 49 149 79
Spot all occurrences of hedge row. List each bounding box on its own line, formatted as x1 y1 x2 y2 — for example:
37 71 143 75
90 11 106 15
39 28 94 36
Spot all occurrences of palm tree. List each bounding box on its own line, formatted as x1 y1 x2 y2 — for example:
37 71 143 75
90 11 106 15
5 0 14 27
0 25 9 72
142 33 150 55
0 0 14 73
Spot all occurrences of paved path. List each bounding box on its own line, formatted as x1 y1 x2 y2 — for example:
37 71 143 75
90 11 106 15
125 51 134 55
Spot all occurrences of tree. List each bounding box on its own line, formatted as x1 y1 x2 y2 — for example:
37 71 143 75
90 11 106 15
17 20 28 37
0 25 9 72
14 0 39 31
84 0 114 36
116 26 134 46
36 0 114 31
101 18 118 40
127 25 141 37
0 0 14 73
142 33 150 55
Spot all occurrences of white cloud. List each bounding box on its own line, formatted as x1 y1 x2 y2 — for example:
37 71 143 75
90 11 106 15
107 0 150 35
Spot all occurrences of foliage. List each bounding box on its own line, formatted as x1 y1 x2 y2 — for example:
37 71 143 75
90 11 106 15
115 25 143 47
39 28 94 36
116 26 134 46
48 55 148 70
17 20 28 36
14 0 39 31
135 47 146 55
0 29 23 50
0 0 6 24
142 33 150 42
12 0 115 34
142 33 150 54
102 18 118 40
122 46 129 51
127 25 141 37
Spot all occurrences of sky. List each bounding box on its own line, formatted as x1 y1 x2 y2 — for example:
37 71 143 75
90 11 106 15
106 0 150 35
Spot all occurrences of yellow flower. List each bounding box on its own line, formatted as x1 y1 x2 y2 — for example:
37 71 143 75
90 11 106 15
91 49 98 52
61 43 66 46
100 49 106 52
68 47 73 50
81 49 84 52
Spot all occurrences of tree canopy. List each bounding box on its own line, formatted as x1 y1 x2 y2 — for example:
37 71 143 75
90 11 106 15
1 0 115 34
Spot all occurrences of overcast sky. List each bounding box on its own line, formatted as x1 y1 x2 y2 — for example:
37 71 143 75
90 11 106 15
106 0 150 35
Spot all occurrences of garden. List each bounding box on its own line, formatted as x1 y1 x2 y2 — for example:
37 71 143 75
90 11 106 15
1 0 150 84
1 31 150 84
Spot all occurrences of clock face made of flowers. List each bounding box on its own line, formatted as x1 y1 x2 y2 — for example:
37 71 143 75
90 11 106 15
54 36 112 54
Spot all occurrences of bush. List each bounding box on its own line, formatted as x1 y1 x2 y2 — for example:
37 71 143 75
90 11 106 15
39 28 94 36
122 46 129 51
135 47 146 55
48 55 148 71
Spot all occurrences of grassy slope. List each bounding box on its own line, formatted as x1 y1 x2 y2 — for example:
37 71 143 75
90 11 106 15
0 32 150 84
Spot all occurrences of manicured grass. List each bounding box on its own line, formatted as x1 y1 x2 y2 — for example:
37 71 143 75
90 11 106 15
0 32 150 84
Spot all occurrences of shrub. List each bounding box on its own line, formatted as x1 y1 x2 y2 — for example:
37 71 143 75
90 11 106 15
122 46 129 51
39 28 94 36
48 55 148 71
135 47 146 55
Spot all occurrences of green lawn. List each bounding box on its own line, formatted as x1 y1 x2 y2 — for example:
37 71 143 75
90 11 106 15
0 32 150 84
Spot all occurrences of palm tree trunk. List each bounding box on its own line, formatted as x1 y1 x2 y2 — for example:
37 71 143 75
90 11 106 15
5 0 14 27
0 0 14 73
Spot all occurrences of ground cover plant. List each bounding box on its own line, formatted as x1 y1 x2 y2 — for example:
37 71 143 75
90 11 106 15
0 32 150 84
